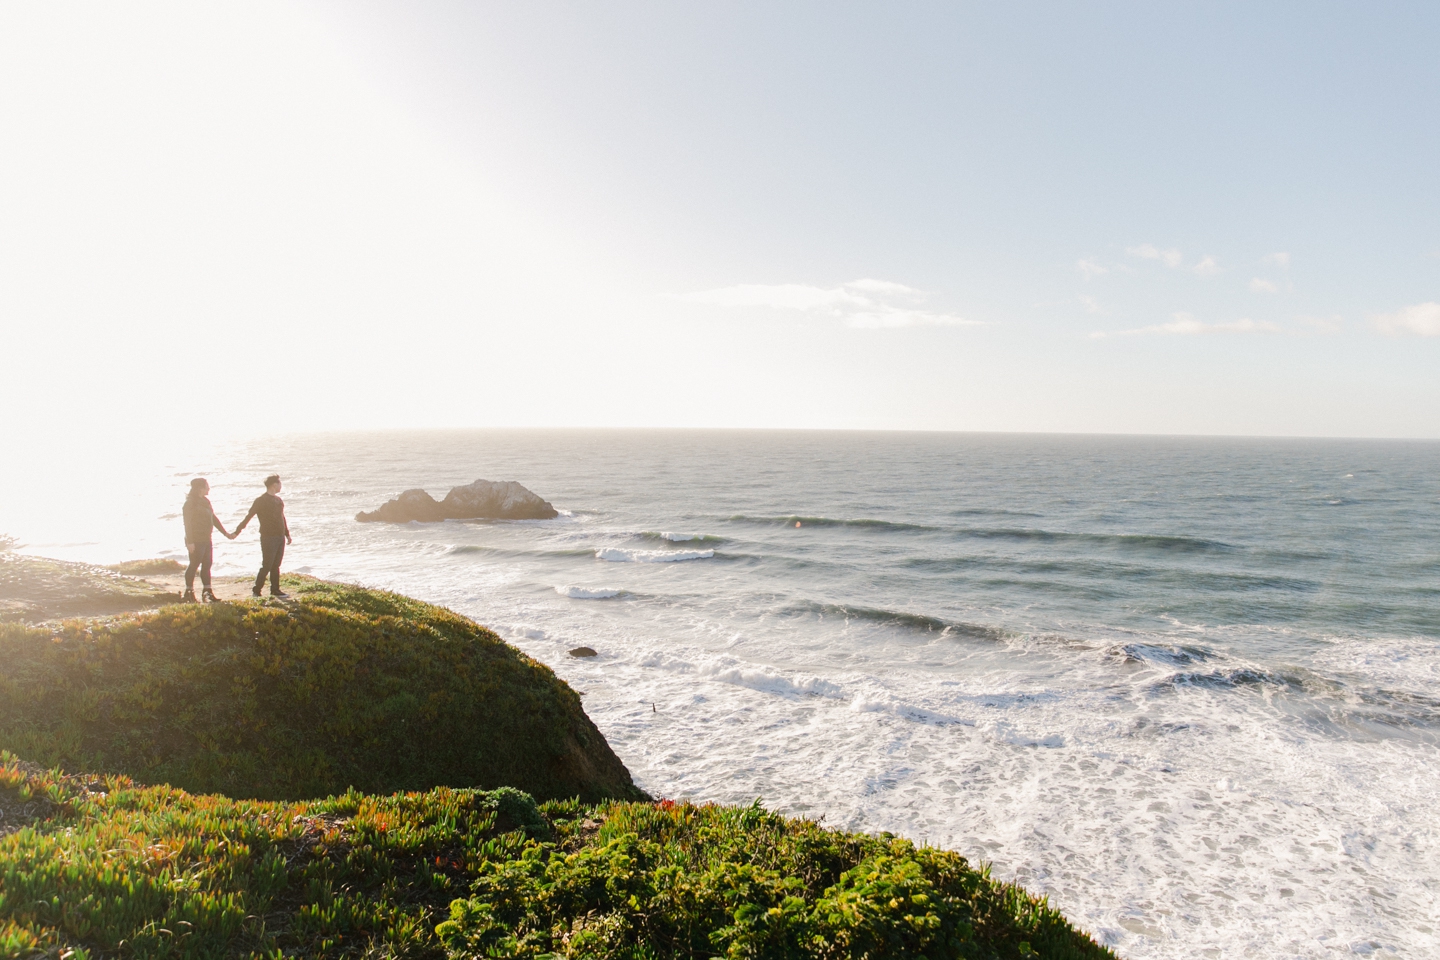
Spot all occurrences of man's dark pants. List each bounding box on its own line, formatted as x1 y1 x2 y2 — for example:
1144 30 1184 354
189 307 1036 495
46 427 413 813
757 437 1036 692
256 536 286 594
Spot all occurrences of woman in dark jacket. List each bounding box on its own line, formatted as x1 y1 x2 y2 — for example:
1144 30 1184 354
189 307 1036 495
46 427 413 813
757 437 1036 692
183 477 234 602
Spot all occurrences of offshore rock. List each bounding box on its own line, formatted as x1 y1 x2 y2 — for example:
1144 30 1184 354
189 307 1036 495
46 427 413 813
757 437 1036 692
441 480 560 520
356 480 559 523
355 489 446 523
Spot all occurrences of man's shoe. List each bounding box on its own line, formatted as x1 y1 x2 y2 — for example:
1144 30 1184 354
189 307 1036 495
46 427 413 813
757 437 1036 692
182 589 197 603
252 585 262 597
270 590 289 599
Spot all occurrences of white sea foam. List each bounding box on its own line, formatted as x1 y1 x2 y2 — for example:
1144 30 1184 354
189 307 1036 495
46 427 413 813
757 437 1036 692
596 546 713 562
697 662 845 699
849 695 974 726
634 651 845 698
659 531 709 542
556 585 622 599
565 639 1440 960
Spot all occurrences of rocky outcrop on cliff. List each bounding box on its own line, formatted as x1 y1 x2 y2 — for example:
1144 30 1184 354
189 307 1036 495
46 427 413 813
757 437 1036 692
356 480 559 523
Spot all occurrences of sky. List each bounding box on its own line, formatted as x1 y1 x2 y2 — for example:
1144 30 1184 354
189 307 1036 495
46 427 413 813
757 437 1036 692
1 1 1438 442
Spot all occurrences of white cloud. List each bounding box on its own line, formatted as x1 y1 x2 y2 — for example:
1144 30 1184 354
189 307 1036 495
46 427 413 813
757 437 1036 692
1078 294 1102 314
1296 314 1342 334
845 306 975 328
1076 258 1108 279
844 278 922 297
1262 252 1291 268
681 279 975 328
1127 244 1183 268
1091 312 1282 338
683 283 862 311
1192 255 1220 276
1370 302 1440 337
1249 277 1278 293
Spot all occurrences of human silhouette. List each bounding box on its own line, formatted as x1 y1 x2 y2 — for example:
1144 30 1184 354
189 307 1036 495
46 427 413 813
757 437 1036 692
234 474 293 597
182 477 234 602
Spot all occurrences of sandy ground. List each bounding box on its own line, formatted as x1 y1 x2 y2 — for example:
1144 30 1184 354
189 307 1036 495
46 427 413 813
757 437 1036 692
1 552 304 623
1 553 176 621
146 573 282 602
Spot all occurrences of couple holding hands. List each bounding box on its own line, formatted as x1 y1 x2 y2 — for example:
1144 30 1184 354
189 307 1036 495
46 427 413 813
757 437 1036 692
182 474 292 602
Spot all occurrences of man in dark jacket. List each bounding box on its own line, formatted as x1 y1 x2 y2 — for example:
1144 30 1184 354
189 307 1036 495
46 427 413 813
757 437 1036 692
234 474 293 597
183 477 234 602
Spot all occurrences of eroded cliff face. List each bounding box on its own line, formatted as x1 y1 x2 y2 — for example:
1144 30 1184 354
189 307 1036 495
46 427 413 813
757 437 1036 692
356 479 559 523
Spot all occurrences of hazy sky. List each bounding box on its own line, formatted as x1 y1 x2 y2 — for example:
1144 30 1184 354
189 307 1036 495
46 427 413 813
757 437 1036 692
2 1 1437 440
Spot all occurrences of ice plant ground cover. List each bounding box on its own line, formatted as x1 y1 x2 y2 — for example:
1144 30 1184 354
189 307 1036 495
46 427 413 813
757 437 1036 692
0 756 1112 959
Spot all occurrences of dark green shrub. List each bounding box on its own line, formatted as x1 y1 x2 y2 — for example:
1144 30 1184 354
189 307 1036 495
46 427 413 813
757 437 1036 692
106 558 184 575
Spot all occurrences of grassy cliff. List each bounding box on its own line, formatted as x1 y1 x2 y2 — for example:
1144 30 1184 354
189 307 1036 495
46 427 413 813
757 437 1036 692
0 576 642 804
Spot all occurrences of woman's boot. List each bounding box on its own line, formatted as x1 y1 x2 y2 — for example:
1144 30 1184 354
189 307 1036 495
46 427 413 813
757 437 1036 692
182 589 197 602
201 587 218 603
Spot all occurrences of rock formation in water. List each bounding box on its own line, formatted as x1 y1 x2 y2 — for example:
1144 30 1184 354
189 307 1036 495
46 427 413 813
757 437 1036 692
356 480 559 523
357 489 447 523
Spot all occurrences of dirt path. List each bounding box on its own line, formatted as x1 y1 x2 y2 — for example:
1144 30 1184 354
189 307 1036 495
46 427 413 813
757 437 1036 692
146 573 269 603
1 554 289 622
1 554 174 622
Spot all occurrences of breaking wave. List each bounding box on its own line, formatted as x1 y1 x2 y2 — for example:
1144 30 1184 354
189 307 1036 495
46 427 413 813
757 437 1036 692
793 601 1013 642
726 515 937 533
1111 642 1216 667
951 528 1235 553
642 531 726 543
596 547 714 563
638 652 844 699
555 585 624 599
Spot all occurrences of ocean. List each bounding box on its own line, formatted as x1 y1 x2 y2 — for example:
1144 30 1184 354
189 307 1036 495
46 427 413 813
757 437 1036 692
7 429 1439 958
